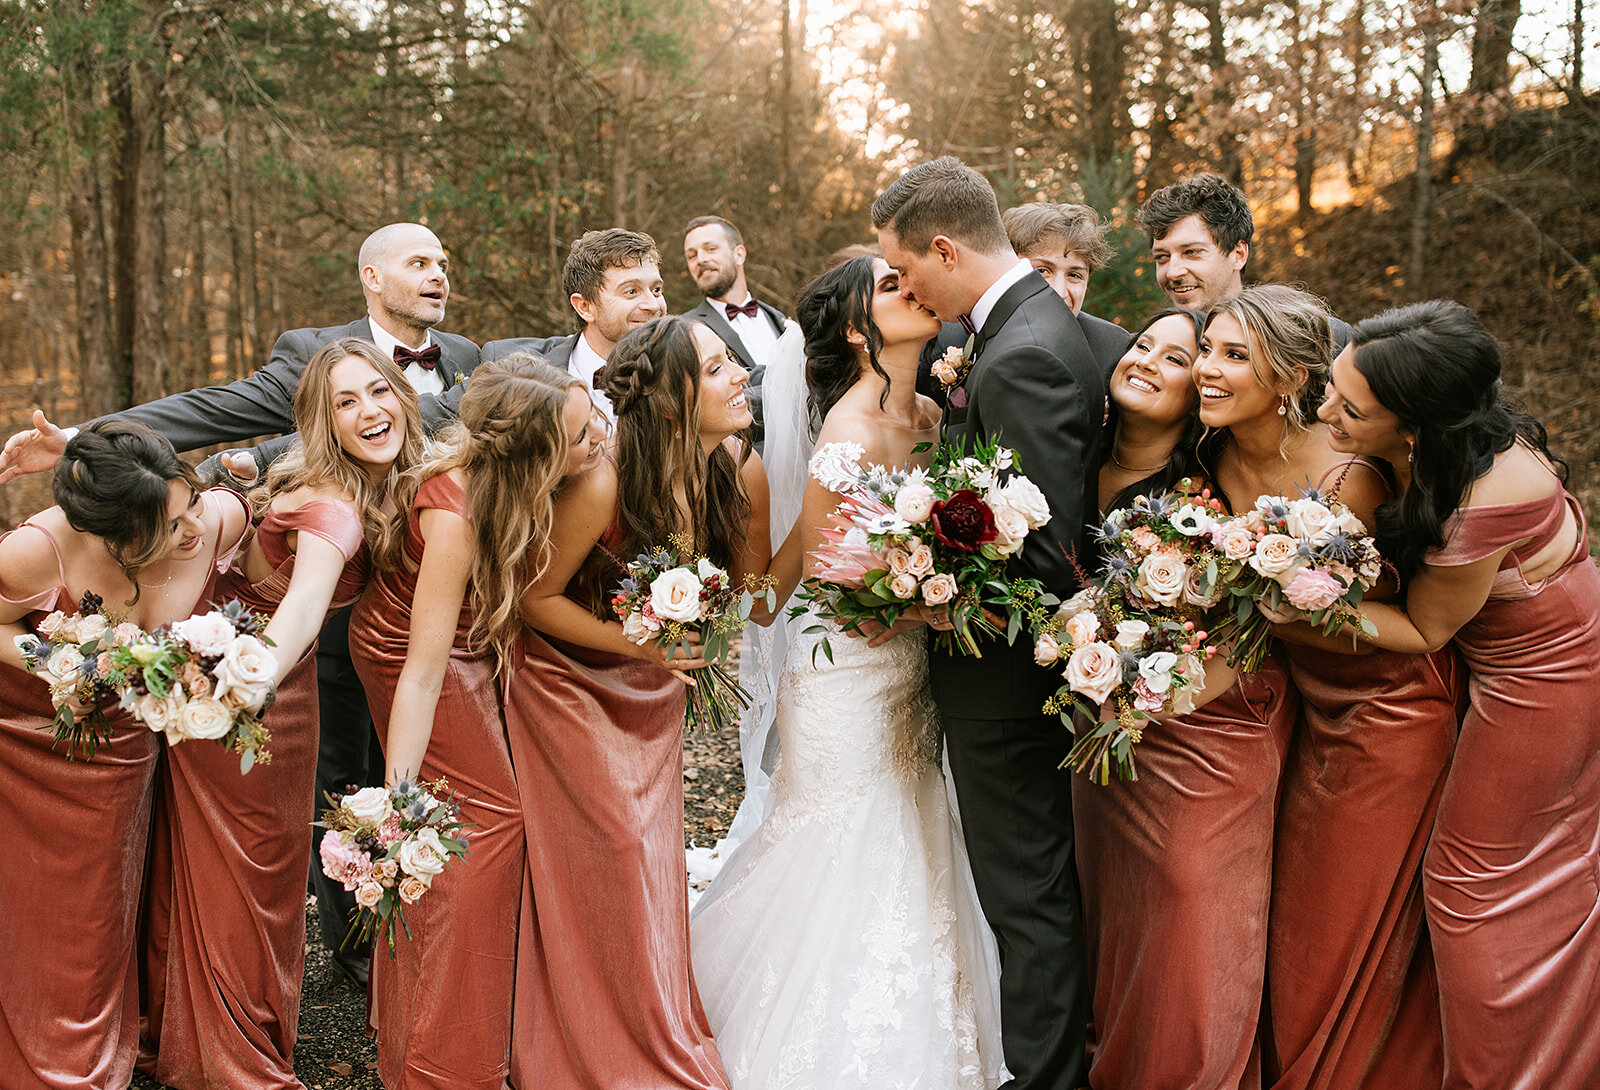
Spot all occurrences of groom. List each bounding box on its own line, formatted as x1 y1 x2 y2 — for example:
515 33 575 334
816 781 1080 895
874 157 1102 1089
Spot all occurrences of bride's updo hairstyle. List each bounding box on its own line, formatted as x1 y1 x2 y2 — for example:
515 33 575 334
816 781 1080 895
602 315 751 581
1350 299 1564 579
795 254 891 435
53 419 203 602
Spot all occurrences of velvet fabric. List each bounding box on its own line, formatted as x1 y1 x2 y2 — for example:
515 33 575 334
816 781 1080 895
1265 644 1463 1090
507 625 730 1090
140 499 368 1089
1075 651 1298 1090
1423 490 1600 1090
0 495 241 1089
348 473 524 1089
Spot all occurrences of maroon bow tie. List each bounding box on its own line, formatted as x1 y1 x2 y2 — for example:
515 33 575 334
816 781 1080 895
957 314 977 337
394 344 442 371
725 299 760 321
592 366 607 390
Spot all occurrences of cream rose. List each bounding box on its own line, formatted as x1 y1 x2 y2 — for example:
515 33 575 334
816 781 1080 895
894 483 937 524
397 875 429 905
212 635 276 713
889 572 919 600
621 611 652 645
1113 619 1151 650
998 477 1051 530
1063 610 1100 649
370 858 400 884
176 694 233 741
134 691 176 734
930 358 958 386
906 544 935 577
1184 564 1224 608
921 573 958 606
1248 534 1302 580
35 611 70 640
1134 550 1188 607
1065 641 1123 706
111 622 144 646
1286 498 1336 541
1333 508 1369 536
1220 524 1257 561
45 644 84 689
1054 591 1097 623
885 547 912 576
990 505 1029 557
354 882 384 910
649 568 704 624
1034 632 1061 667
695 556 721 582
74 614 110 643
170 611 238 657
343 786 394 827
398 827 449 882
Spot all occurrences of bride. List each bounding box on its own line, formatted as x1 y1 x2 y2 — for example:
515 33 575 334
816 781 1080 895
690 253 1006 1088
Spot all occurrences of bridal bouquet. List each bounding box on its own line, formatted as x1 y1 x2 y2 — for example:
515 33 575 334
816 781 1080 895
1209 489 1383 671
609 535 776 732
316 779 472 956
108 599 277 774
14 592 146 757
1032 487 1230 783
797 438 1052 658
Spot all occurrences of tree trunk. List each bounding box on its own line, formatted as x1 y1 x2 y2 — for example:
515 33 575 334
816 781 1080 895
1408 24 1439 299
1573 0 1585 104
64 55 119 419
131 55 169 405
223 121 246 379
1082 0 1127 166
1203 0 1243 185
110 68 138 405
778 0 793 217
1468 0 1521 96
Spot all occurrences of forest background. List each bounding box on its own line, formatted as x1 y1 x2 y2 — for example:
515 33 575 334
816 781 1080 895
0 0 1596 528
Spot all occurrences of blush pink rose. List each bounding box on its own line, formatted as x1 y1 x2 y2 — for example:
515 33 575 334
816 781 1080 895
1282 567 1345 612
1065 641 1122 706
921 573 958 606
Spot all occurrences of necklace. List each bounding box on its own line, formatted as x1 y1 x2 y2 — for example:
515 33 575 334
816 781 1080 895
1110 446 1166 474
136 566 180 590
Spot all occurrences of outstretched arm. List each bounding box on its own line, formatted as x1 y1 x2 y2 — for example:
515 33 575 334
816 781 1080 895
258 532 352 685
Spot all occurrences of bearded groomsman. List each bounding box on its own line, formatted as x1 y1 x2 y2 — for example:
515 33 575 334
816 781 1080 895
874 156 1103 1090
481 228 666 424
681 215 786 449
0 222 481 990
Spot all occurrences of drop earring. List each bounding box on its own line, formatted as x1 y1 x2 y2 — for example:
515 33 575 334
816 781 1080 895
1277 397 1288 417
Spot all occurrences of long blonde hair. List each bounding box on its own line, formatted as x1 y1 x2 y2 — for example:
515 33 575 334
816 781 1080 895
399 354 583 669
251 338 425 567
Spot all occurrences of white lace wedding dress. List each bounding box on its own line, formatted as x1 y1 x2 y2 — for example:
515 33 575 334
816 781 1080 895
689 612 1008 1089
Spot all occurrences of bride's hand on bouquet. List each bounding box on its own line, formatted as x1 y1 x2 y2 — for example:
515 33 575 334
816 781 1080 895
642 635 711 684
1257 598 1303 625
864 603 952 648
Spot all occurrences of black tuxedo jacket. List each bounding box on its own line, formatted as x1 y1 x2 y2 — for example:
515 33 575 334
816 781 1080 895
930 274 1107 720
107 316 480 475
480 334 580 372
918 309 1127 402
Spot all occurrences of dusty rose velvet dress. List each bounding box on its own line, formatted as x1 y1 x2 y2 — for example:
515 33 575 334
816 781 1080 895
1266 644 1464 1090
1422 487 1600 1090
139 499 369 1089
0 490 243 1090
504 532 729 1089
1074 649 1298 1090
348 473 524 1090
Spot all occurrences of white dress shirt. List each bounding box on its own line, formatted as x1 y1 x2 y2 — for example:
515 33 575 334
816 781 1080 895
968 259 1037 338
368 318 444 398
571 332 616 425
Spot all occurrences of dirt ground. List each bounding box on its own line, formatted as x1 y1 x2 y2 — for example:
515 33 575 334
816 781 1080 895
129 717 746 1089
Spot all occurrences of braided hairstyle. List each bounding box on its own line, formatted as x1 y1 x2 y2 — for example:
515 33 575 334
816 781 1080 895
1351 300 1565 579
397 355 583 670
253 337 425 570
53 420 203 603
795 255 889 435
590 315 750 608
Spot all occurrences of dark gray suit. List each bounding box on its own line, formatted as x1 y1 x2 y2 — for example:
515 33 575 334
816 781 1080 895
480 334 579 372
685 297 786 448
109 316 480 475
935 271 1102 1089
918 308 1126 403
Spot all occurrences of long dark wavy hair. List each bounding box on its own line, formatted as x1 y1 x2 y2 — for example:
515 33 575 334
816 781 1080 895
1101 306 1208 514
585 315 751 608
54 420 204 604
795 255 891 435
1350 299 1565 580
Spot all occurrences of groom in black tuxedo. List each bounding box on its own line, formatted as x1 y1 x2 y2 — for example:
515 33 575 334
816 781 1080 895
875 157 1102 1090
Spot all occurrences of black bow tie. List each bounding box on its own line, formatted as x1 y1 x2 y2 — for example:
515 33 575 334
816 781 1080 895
393 344 442 371
725 299 761 321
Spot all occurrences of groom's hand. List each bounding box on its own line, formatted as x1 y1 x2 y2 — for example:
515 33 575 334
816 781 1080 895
863 603 951 647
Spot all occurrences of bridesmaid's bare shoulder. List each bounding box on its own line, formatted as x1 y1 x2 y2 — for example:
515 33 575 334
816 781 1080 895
1462 442 1562 510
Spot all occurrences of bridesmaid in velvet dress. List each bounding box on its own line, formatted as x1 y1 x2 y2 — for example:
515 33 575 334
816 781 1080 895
515 315 748 1089
351 355 588 1088
1315 300 1600 1090
1194 285 1462 1090
139 339 425 1089
1073 307 1300 1090
0 421 249 1089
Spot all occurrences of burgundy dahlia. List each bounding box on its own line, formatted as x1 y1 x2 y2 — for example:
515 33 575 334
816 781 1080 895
929 489 998 553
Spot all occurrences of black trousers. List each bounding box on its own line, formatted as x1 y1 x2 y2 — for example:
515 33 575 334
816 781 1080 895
308 605 382 955
943 711 1089 1090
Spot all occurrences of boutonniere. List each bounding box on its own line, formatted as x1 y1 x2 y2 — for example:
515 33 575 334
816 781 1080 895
931 338 975 409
